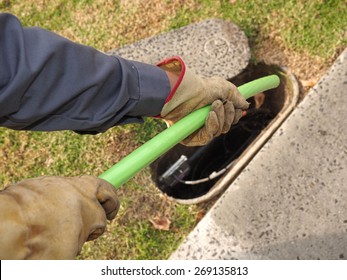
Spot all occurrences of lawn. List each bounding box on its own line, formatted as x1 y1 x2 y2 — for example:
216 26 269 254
0 0 345 259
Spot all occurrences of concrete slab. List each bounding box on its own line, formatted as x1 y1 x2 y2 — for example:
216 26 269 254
108 19 250 79
170 48 347 260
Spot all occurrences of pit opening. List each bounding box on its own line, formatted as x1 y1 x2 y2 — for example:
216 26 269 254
150 63 297 202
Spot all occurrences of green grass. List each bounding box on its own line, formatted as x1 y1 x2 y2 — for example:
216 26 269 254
79 201 198 259
171 0 346 59
0 0 345 260
0 127 127 185
131 119 167 144
279 0 346 58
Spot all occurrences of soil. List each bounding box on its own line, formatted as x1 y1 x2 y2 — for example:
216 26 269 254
254 35 342 101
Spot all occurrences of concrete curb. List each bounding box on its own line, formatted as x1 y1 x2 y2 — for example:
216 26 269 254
170 48 347 260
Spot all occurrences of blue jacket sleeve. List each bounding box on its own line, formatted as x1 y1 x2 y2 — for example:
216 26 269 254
0 13 170 133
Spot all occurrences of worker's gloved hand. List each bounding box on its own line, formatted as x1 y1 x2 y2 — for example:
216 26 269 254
158 57 249 146
0 175 119 260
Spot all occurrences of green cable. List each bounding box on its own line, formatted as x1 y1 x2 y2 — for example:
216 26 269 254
99 75 280 188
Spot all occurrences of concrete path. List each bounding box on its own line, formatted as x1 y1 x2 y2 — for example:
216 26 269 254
170 49 347 260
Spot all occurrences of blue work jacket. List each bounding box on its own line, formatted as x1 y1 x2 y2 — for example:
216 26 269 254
0 13 170 133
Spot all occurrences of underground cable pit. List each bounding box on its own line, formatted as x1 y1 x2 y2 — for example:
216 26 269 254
150 63 297 202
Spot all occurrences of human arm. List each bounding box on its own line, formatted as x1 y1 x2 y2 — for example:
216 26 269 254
0 13 170 133
0 13 247 142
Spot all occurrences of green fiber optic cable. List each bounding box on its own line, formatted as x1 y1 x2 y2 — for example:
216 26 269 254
99 75 280 188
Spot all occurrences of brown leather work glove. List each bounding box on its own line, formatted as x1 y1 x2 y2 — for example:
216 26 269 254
0 175 119 260
158 57 249 146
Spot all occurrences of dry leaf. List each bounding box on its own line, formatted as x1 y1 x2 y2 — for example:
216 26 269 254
149 215 171 231
196 210 205 222
254 92 265 109
301 78 318 88
229 0 237 4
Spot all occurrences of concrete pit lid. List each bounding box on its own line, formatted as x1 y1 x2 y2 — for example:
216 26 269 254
108 18 250 79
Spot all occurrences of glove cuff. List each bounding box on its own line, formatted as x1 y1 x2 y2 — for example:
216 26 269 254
157 56 186 106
